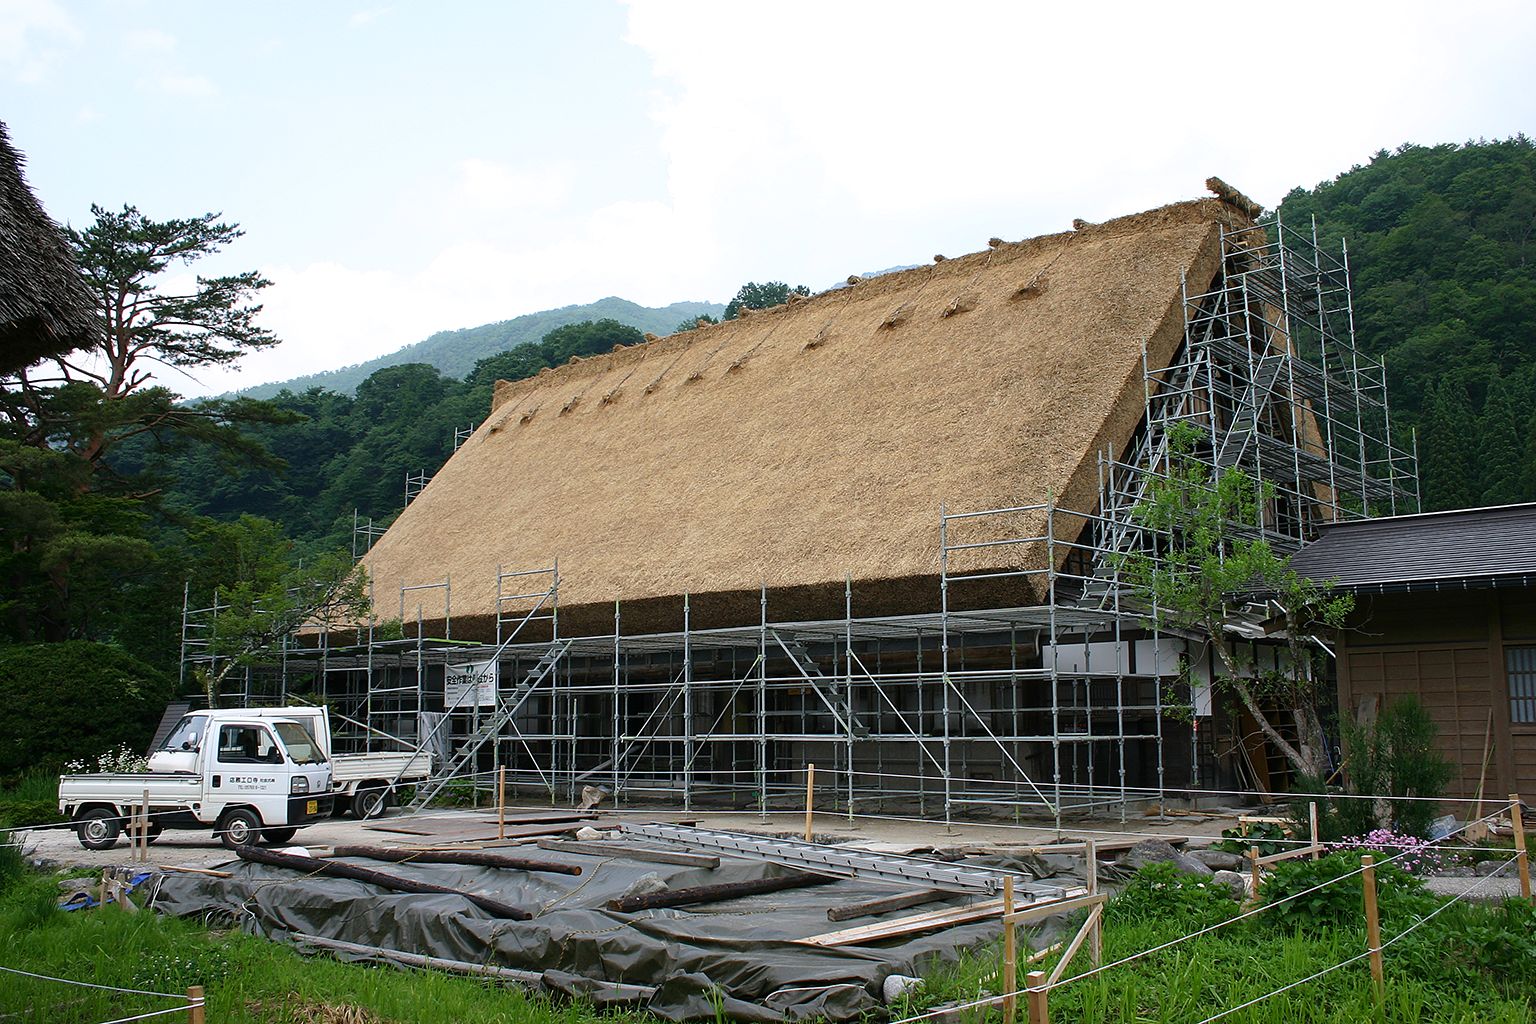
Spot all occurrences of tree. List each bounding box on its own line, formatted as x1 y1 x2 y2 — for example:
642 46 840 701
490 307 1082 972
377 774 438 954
1125 423 1354 780
1478 375 1525 505
1418 379 1479 510
673 313 718 333
189 519 372 706
722 281 810 321
0 205 292 485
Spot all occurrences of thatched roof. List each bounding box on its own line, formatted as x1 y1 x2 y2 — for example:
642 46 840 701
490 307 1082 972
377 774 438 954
364 195 1250 637
0 121 99 374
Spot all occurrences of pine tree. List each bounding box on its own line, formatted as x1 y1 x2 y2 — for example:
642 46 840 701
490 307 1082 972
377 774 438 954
1418 380 1479 510
1478 376 1524 505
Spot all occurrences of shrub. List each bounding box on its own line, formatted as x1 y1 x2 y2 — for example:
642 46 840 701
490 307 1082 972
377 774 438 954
1106 861 1241 930
0 642 170 775
1258 851 1437 932
1338 696 1454 838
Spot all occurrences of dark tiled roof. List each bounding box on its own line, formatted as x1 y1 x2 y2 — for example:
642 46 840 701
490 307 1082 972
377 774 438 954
1291 503 1536 591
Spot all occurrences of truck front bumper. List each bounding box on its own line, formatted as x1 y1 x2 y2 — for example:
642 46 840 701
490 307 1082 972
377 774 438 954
287 793 335 825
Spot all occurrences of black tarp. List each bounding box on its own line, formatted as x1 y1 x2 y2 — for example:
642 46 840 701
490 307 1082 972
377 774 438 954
153 846 1085 1021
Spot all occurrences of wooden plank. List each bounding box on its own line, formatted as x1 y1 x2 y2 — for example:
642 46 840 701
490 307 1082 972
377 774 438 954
826 888 951 922
1001 892 1103 927
799 899 1005 946
367 821 587 844
1046 904 1102 986
535 838 720 869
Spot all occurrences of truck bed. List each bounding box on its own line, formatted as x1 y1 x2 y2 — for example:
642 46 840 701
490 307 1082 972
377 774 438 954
59 772 203 807
330 751 433 783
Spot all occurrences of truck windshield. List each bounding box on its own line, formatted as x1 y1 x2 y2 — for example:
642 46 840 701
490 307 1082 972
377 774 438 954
162 716 205 752
273 722 326 765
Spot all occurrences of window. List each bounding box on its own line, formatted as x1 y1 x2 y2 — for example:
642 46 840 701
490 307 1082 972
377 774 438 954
273 722 324 764
1509 647 1536 726
161 716 205 752
217 725 283 764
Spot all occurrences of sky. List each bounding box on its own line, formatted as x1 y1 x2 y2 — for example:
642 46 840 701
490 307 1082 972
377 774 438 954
4 0 1534 396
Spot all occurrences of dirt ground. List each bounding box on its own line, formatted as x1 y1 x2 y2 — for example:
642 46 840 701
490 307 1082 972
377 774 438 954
21 802 1243 873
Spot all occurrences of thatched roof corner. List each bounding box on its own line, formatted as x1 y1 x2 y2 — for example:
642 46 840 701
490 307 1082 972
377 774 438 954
374 191 1251 638
0 122 100 374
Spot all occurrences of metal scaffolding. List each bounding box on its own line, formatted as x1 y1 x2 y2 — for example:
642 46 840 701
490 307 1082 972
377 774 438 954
181 214 1417 822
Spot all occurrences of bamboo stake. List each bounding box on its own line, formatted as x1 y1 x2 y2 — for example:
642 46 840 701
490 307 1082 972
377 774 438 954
1026 970 1049 1024
1002 876 1017 1024
1362 854 1384 1001
1308 802 1320 861
186 985 205 1024
1085 838 1101 965
804 763 815 842
498 767 507 841
1511 794 1530 901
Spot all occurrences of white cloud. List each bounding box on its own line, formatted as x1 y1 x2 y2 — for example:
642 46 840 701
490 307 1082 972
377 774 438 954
348 6 392 29
153 72 217 98
455 159 571 214
123 27 175 53
0 0 78 82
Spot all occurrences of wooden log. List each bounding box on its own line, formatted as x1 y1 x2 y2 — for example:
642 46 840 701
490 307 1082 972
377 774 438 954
535 838 720 869
290 932 658 1000
609 871 835 913
329 845 581 875
1511 794 1531 901
826 888 950 922
236 847 531 919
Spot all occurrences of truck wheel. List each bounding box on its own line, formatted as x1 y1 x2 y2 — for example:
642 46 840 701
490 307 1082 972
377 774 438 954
262 827 298 845
352 787 390 819
76 808 123 851
217 808 263 850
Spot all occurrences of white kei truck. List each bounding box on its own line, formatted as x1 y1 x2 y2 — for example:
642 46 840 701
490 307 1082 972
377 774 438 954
58 706 432 851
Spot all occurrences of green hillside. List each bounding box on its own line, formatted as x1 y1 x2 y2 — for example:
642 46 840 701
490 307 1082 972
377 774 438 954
235 297 723 398
1277 137 1536 510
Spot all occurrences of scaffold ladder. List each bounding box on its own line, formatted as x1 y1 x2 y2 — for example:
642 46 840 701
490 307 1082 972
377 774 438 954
771 632 869 738
403 640 572 812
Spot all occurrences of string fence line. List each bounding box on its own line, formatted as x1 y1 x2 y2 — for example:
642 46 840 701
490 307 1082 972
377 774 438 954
881 804 1518 1024
0 963 186 1000
1184 852 1523 1024
93 1002 201 1024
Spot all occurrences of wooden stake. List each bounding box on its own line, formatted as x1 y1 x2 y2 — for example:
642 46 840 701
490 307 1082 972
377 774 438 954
804 763 815 842
1002 876 1017 1024
1308 802 1320 861
498 767 507 841
1511 794 1530 901
1026 970 1049 1024
186 984 205 1024
1248 847 1261 900
140 789 151 863
1362 854 1384 1001
1085 839 1101 965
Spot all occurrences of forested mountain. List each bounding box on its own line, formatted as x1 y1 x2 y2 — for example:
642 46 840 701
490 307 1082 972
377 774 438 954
1276 138 1536 510
234 297 722 399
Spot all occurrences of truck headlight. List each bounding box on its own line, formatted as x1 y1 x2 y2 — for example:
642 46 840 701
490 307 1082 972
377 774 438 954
291 776 309 795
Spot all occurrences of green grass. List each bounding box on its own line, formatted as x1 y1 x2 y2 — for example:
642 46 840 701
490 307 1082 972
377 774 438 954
0 867 649 1024
899 861 1536 1024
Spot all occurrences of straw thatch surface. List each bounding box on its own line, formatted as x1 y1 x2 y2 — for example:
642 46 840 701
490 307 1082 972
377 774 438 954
365 196 1245 637
0 122 99 373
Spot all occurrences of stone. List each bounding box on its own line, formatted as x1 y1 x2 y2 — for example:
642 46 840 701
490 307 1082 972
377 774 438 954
1475 859 1511 877
882 975 923 1003
1188 849 1246 871
574 826 605 841
1174 853 1215 877
1123 839 1181 869
1211 870 1250 899
1435 863 1477 878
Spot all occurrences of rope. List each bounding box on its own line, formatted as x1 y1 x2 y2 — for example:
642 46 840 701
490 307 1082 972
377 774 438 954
0 964 184 999
93 1003 201 1024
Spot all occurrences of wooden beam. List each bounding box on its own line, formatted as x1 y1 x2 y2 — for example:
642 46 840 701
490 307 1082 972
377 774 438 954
536 838 720 869
235 847 530 919
1046 904 1102 986
826 889 951 922
1001 891 1102 927
329 845 582 875
608 872 835 913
